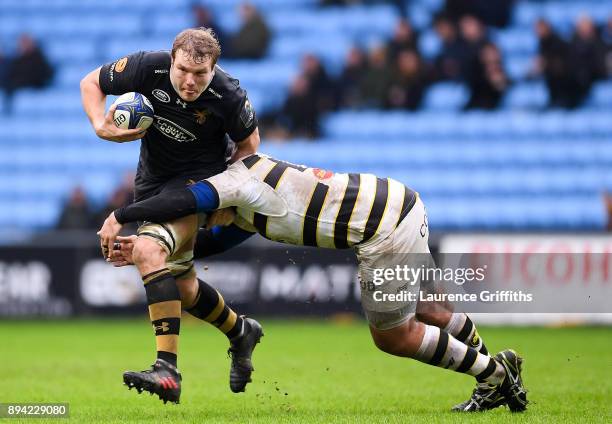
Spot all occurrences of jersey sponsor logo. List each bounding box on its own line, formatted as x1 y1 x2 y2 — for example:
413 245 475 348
312 168 333 180
240 98 254 127
420 213 428 238
154 69 169 74
470 332 481 347
115 57 128 73
108 62 116 82
194 109 209 125
176 98 187 109
207 87 222 99
153 116 196 142
152 89 171 103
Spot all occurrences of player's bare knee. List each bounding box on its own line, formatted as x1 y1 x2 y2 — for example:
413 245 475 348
370 326 404 355
416 311 452 328
371 317 421 356
133 237 167 270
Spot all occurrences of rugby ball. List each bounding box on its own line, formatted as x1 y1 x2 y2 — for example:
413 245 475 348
112 92 154 130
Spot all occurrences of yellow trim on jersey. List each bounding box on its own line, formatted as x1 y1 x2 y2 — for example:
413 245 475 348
357 176 377 242
264 169 289 237
346 176 363 243
315 187 331 247
372 177 392 238
299 181 320 245
330 174 350 244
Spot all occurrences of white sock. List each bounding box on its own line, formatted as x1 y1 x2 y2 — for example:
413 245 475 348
415 324 504 385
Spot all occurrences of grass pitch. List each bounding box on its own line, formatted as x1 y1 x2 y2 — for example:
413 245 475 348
0 319 610 423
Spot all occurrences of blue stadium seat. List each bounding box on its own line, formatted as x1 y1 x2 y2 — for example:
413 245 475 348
105 37 171 61
269 35 353 69
279 10 338 34
150 12 192 36
493 29 538 55
17 15 144 39
13 89 84 117
423 83 469 110
219 60 298 88
44 39 99 64
586 81 612 109
503 81 549 109
268 6 398 39
505 55 533 80
55 64 99 88
1 0 181 14
513 1 543 27
418 29 442 59
407 4 433 30
206 0 316 12
9 200 61 229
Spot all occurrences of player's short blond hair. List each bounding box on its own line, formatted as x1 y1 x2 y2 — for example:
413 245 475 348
172 27 221 65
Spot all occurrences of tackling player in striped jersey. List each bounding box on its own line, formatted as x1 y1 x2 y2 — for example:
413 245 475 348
98 154 528 412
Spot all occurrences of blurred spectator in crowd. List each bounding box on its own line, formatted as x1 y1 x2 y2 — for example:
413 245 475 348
191 3 227 52
319 0 362 5
444 0 515 28
606 192 612 231
56 187 95 230
566 16 606 107
1 34 54 112
458 15 489 79
278 75 320 139
534 19 571 108
386 49 429 110
301 54 335 114
465 42 509 109
433 14 465 80
275 54 334 138
227 3 271 59
601 17 612 76
320 0 407 16
359 44 394 108
337 46 368 108
95 174 137 231
0 46 8 105
387 19 419 62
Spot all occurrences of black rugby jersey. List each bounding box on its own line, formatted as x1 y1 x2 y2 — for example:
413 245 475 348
99 50 257 183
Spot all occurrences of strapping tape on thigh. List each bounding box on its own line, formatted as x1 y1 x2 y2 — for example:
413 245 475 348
137 221 177 255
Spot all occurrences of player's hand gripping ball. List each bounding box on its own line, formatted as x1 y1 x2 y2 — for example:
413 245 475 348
112 92 154 130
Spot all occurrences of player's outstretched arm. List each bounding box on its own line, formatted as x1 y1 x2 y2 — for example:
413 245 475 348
113 181 219 226
80 67 146 143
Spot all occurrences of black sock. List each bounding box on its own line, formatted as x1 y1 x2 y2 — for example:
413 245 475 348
157 350 177 367
186 279 245 340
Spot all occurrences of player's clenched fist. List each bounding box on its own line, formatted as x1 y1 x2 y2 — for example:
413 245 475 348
94 104 146 143
97 211 124 259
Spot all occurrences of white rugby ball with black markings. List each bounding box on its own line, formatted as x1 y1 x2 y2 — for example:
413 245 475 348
112 92 155 130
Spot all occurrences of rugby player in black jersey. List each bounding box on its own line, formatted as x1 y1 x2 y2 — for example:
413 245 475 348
80 28 262 403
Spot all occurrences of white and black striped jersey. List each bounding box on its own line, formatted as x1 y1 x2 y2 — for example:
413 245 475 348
205 154 418 249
